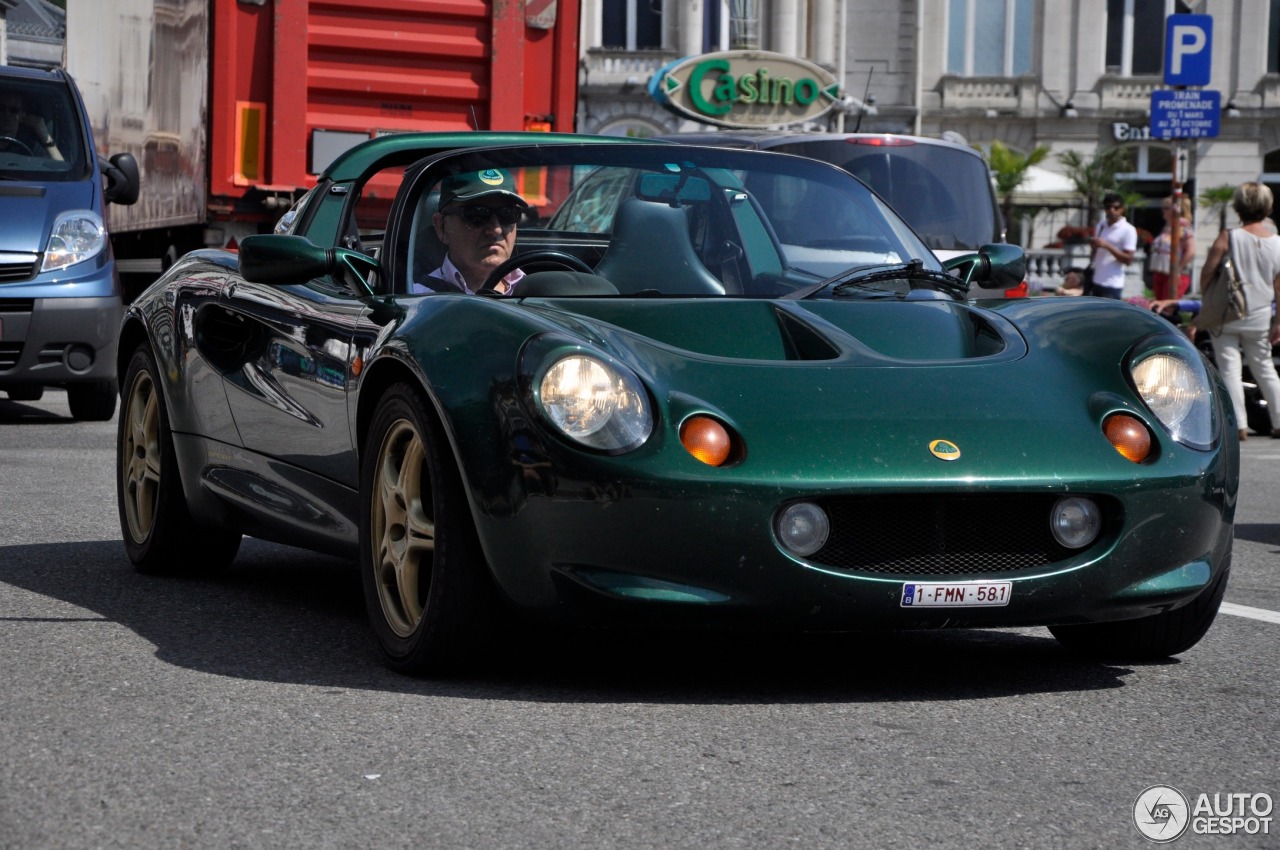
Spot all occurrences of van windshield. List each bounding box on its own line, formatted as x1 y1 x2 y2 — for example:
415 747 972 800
0 78 89 182
766 139 1002 253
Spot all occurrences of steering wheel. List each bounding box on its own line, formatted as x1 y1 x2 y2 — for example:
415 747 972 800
0 136 35 156
479 250 593 293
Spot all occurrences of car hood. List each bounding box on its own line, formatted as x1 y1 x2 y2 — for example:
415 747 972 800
533 297 1026 363
0 179 98 253
517 296 1205 482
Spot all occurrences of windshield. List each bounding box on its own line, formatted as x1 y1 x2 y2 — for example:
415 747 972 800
397 143 940 299
0 77 89 182
763 139 1002 252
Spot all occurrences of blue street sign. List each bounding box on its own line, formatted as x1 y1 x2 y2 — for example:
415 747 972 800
1164 14 1212 86
1150 89 1220 139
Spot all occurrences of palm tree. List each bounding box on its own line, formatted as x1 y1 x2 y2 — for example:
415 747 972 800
985 140 1050 246
1058 147 1135 225
1198 184 1235 231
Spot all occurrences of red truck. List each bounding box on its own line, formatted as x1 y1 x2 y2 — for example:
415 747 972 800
65 0 580 298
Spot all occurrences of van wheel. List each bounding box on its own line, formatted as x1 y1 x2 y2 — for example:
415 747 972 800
117 344 240 574
68 379 118 421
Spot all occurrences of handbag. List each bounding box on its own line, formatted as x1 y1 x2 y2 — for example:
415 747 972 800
1198 229 1248 332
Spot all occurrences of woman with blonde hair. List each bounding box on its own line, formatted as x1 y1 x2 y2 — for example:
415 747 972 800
1149 194 1194 300
1200 182 1280 440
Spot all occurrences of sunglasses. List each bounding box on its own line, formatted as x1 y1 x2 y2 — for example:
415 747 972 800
1 105 23 115
446 204 521 228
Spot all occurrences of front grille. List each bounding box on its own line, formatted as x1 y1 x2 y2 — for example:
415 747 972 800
810 495 1082 576
0 298 35 313
0 342 23 370
0 261 38 283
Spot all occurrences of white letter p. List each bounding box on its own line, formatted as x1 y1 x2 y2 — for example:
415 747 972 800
1170 25 1206 75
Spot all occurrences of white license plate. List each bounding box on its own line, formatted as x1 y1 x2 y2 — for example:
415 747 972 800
900 581 1012 608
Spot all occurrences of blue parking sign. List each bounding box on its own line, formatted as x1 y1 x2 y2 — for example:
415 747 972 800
1164 14 1212 86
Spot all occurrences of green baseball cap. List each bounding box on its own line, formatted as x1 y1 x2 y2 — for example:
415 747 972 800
437 168 529 209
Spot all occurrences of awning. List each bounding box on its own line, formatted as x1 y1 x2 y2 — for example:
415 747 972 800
1011 165 1079 206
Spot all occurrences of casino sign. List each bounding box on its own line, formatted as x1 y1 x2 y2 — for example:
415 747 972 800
648 50 842 129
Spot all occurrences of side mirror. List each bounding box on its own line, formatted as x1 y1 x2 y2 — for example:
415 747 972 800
100 152 140 206
239 234 380 297
943 243 1026 293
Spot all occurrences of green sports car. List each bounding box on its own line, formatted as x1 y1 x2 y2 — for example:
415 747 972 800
115 135 1238 675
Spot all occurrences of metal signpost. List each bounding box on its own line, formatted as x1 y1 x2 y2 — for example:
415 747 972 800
1153 14 1217 289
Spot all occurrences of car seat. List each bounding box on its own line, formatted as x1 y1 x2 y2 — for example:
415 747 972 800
593 198 725 295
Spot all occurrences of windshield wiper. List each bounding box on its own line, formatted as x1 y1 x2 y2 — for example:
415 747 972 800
783 258 967 300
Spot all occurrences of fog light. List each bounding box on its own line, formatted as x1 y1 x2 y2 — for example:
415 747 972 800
1050 496 1101 549
65 344 94 372
776 502 830 557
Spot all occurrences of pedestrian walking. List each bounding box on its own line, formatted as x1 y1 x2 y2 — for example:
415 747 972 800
1086 192 1138 298
1199 182 1280 440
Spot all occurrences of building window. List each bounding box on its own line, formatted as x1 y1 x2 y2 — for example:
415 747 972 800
1114 144 1169 180
1106 0 1192 76
946 0 1034 76
1261 147 1280 204
1270 0 1280 73
602 0 663 50
705 0 731 52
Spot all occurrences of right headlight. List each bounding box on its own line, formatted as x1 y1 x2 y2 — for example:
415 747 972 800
538 354 653 452
1130 350 1213 448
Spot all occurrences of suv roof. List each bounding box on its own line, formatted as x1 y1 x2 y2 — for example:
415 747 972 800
658 130 977 150
656 130 1005 253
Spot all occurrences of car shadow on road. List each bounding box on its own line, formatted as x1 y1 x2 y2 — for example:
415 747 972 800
0 538 1144 704
0 399 78 424
1233 522 1280 548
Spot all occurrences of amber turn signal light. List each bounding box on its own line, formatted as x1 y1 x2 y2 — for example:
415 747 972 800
680 416 733 467
1103 414 1152 463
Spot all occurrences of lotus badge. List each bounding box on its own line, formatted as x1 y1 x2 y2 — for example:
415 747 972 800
929 439 961 461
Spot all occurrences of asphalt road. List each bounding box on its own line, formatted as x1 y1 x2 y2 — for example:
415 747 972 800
1 391 1277 850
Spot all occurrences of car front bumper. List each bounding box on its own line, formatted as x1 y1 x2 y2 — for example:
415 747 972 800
0 295 123 389
476 459 1235 632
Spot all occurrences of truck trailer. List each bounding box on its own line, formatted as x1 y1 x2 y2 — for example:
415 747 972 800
66 0 581 298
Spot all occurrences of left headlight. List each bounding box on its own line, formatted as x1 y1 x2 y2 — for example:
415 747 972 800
538 354 653 452
1130 350 1213 448
41 210 107 273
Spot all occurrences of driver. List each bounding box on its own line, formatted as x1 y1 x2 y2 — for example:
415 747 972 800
0 89 64 161
410 168 528 294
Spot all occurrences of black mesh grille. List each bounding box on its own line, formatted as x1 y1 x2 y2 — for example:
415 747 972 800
809 495 1081 576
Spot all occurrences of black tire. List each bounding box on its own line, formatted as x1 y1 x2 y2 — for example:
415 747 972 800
6 386 44 402
68 379 118 421
1050 561 1230 660
360 383 495 675
117 344 240 574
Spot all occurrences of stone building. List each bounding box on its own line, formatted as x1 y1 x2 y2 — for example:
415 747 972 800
578 0 1280 281
0 0 64 69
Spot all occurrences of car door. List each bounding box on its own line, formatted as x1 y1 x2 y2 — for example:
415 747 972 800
216 276 371 487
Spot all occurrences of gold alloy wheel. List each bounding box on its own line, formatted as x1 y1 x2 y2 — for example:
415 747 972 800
371 419 437 638
120 368 161 543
